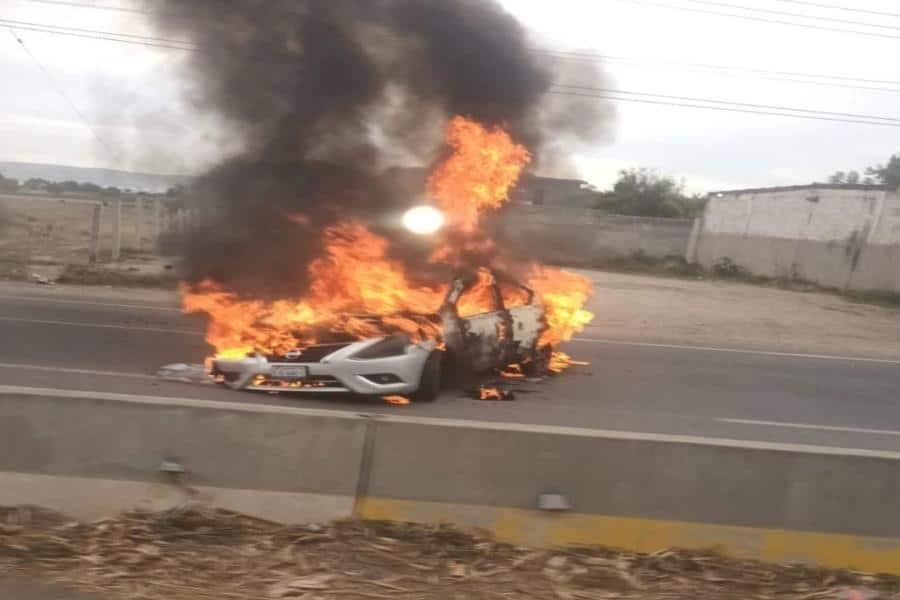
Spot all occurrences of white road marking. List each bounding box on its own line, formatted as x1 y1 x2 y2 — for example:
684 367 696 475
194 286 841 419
0 362 156 379
0 294 181 312
2 384 900 460
0 316 199 335
573 337 900 365
719 418 900 437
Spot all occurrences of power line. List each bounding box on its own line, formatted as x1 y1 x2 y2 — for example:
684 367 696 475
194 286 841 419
0 22 190 49
682 0 900 32
774 0 900 19
538 50 900 94
550 90 900 127
611 0 900 41
5 27 121 161
0 18 192 47
12 13 900 121
18 0 149 14
552 85 900 122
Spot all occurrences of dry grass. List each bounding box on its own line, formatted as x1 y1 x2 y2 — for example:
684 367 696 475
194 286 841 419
1 506 898 600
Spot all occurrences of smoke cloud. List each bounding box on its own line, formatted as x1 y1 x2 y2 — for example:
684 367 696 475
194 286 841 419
150 0 611 297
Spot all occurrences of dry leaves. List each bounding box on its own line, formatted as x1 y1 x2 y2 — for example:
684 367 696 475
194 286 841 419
1 506 899 600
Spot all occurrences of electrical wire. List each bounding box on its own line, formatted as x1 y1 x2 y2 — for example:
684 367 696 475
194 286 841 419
19 0 149 14
536 49 900 86
5 27 121 160
774 0 900 19
10 9 900 129
538 50 900 95
550 90 900 127
553 85 900 122
682 0 900 32
611 0 900 41
12 16 900 95
0 18 192 47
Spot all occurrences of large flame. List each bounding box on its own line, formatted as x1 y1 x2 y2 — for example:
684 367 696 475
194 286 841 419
428 116 531 233
183 116 594 364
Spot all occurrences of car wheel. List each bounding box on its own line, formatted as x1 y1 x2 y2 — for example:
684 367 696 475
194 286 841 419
522 344 553 377
411 351 442 402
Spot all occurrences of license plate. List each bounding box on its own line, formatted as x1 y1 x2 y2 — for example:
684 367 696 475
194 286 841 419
270 365 308 379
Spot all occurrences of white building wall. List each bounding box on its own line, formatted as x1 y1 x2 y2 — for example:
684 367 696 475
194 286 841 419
704 189 894 243
698 187 900 292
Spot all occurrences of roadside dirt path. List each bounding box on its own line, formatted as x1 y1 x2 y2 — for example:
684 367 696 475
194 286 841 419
580 271 900 360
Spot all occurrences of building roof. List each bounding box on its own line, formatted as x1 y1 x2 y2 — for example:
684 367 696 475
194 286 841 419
709 183 890 196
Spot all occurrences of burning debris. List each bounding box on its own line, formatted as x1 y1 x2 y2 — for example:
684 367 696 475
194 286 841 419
476 386 515 401
147 0 609 394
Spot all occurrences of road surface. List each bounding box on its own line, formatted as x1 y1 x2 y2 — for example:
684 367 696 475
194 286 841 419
1 281 900 451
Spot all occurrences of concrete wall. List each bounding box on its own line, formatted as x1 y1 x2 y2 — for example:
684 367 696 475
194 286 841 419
696 187 900 292
497 206 695 265
0 391 365 523
6 386 900 572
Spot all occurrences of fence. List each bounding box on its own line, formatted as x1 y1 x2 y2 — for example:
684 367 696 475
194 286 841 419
0 193 190 264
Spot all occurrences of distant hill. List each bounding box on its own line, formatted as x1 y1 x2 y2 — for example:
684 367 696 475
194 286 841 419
0 162 191 193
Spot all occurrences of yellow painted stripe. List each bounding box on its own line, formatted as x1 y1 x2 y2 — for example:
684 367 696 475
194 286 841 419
357 497 900 574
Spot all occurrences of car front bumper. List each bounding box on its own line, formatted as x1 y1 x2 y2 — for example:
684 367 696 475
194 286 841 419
211 340 434 395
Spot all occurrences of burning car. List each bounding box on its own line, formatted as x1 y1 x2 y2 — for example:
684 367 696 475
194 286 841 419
210 269 548 402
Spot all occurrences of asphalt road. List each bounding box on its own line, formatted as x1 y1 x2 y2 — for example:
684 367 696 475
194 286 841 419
2 281 900 451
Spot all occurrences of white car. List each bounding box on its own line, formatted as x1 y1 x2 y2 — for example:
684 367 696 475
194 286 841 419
211 270 548 401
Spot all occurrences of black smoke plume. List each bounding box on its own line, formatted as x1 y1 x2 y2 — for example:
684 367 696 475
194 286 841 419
150 0 609 297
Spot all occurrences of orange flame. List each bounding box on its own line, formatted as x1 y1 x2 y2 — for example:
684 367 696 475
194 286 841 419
527 266 595 347
182 116 595 365
183 221 448 357
428 116 531 232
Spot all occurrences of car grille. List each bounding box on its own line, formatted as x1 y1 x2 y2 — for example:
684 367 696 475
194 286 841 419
268 343 352 363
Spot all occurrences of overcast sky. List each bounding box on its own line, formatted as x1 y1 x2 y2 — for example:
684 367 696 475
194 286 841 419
2 0 900 193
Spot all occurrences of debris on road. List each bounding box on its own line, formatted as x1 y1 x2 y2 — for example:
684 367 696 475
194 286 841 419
2 506 898 600
475 385 515 401
382 394 411 406
30 272 56 285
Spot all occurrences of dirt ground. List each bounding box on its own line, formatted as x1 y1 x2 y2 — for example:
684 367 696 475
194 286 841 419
0 194 167 268
580 270 900 360
1 507 896 600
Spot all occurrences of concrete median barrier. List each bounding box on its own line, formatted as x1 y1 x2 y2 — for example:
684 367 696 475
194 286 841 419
357 418 900 572
0 389 367 523
3 386 900 573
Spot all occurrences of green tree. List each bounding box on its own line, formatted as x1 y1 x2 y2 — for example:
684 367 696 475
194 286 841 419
827 170 870 184
595 168 703 218
0 172 18 192
23 178 50 190
865 154 900 189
